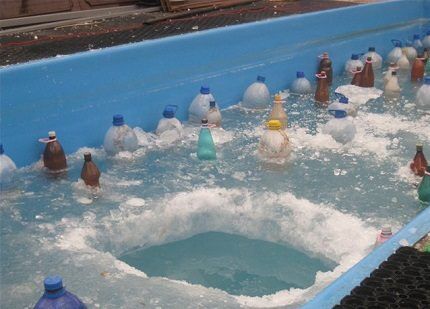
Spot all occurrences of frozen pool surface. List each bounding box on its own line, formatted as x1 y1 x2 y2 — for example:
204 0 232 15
1 67 429 308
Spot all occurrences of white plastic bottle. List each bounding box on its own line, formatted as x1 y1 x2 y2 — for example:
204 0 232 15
258 120 291 158
242 76 271 109
206 100 222 127
103 114 138 155
362 47 383 69
0 144 17 186
387 40 403 63
345 54 364 76
323 110 356 144
291 71 312 94
384 71 401 97
384 63 399 85
423 31 430 49
156 105 183 138
416 76 430 109
403 41 417 63
397 50 410 70
188 86 216 124
412 34 423 51
328 94 357 117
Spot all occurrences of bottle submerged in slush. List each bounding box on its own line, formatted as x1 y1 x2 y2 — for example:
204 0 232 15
242 76 271 109
0 144 17 187
315 71 330 105
197 119 216 161
268 94 288 129
207 100 222 128
410 143 428 177
103 114 138 155
418 166 430 203
43 131 67 172
81 152 101 188
189 86 216 124
291 71 312 94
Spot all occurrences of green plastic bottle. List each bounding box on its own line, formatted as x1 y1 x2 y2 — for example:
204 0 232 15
418 166 430 203
197 119 216 160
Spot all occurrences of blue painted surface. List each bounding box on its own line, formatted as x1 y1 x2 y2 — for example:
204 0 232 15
303 205 430 309
0 0 428 167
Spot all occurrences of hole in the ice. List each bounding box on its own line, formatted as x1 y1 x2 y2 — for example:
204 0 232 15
119 231 337 297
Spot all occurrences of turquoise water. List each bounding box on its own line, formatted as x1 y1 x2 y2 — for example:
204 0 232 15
1 66 429 308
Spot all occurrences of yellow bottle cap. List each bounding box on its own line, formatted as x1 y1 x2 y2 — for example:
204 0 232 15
267 120 282 130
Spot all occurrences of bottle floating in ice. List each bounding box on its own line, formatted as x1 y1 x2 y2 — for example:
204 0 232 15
291 71 312 94
242 76 271 109
328 94 357 117
315 71 330 105
268 94 288 129
188 86 216 124
359 57 374 88
363 47 383 69
423 31 430 49
40 131 67 172
34 276 87 309
81 152 101 188
412 34 423 52
375 226 393 247
384 71 401 97
350 66 362 86
207 100 222 128
345 54 363 76
411 54 425 82
103 114 138 155
322 110 356 144
418 166 430 203
397 50 410 70
258 120 291 158
416 77 430 109
156 105 183 138
410 143 428 177
0 144 17 186
403 40 417 63
197 119 216 161
387 40 403 63
318 52 333 85
383 63 399 85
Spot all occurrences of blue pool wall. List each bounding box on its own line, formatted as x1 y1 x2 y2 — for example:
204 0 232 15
0 0 429 167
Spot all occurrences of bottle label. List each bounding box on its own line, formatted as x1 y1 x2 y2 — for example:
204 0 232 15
38 137 57 144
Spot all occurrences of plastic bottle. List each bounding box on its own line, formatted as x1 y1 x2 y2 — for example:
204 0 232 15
412 34 423 52
359 57 374 88
345 54 363 76
155 105 183 137
206 100 222 127
291 71 312 94
350 66 362 86
423 31 430 49
411 54 425 82
418 166 430 203
318 52 333 85
103 115 138 155
188 86 216 124
258 120 291 158
387 40 403 63
384 71 401 97
362 47 383 69
416 77 430 109
383 63 399 85
410 143 428 177
42 131 67 172
0 144 17 186
268 94 288 129
322 110 356 144
197 119 216 160
397 49 410 70
403 40 417 63
34 276 87 309
375 226 393 247
328 94 357 118
80 152 101 188
315 71 330 105
242 76 271 109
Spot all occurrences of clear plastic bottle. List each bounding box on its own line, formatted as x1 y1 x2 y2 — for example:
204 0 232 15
412 34 423 52
103 114 138 155
323 110 356 144
375 226 393 247
258 120 291 158
155 105 183 138
403 40 417 63
384 71 401 97
242 76 271 109
362 47 383 69
387 40 403 63
416 77 430 109
410 143 428 177
268 94 288 129
0 144 17 186
81 152 101 188
34 276 87 309
418 166 430 203
328 94 357 117
206 100 222 127
397 50 410 70
345 54 363 76
291 71 312 94
197 119 216 160
383 63 399 85
188 86 216 124
423 31 430 49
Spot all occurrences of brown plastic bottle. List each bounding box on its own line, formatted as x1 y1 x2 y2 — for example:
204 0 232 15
410 143 428 177
43 131 67 172
351 66 362 86
315 71 329 105
81 152 101 187
319 52 333 86
359 57 374 88
411 54 425 82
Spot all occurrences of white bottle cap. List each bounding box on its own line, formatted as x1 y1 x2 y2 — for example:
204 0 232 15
381 226 392 236
48 131 56 138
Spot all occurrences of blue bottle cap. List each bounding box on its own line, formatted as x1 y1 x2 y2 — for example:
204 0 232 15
0 144 3 155
296 71 305 78
112 114 124 126
391 39 402 47
425 76 430 85
334 110 347 118
163 105 177 119
209 100 216 108
339 96 349 104
351 54 359 60
413 34 420 40
368 47 376 52
43 276 66 299
427 31 430 36
257 75 266 82
200 86 210 94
